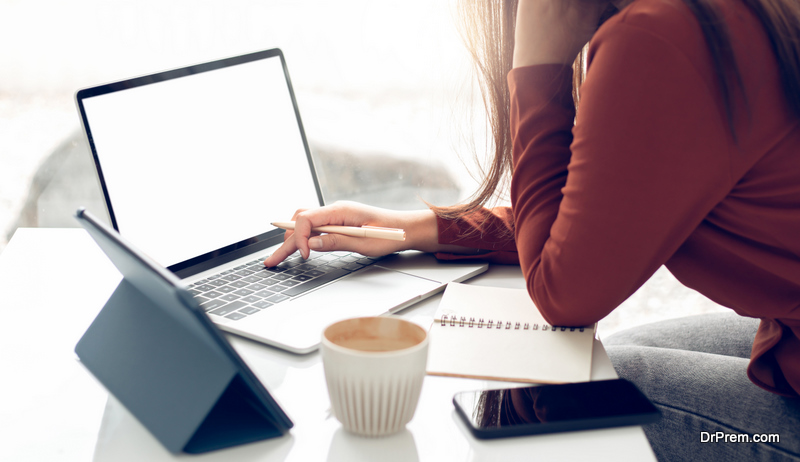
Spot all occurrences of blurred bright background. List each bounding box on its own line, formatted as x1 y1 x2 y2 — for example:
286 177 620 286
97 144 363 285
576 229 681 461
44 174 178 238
0 0 726 336
0 0 487 249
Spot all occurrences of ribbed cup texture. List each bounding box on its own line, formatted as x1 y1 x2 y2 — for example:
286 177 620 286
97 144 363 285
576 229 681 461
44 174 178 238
327 373 425 437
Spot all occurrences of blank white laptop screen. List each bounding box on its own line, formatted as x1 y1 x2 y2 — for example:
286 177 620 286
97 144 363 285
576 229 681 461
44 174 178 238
80 54 321 268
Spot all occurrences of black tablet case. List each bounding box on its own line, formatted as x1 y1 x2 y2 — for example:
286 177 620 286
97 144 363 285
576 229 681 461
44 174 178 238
74 209 292 453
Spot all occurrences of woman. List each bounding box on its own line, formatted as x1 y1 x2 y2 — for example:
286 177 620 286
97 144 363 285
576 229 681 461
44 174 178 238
266 0 800 458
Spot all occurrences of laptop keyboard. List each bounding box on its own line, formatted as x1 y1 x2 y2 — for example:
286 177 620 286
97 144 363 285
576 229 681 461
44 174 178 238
187 251 381 321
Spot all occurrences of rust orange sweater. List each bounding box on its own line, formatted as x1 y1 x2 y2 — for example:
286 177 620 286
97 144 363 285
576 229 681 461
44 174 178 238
436 0 800 397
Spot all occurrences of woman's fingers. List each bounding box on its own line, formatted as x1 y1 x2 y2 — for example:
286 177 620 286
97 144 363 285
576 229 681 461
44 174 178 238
263 235 299 267
290 211 317 259
264 203 363 265
263 201 448 266
263 202 415 266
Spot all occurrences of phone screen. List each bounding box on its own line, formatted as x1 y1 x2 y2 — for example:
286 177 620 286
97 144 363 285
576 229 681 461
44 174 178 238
453 379 660 438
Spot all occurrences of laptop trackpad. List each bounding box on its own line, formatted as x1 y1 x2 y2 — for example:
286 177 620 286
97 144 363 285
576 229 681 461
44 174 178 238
239 266 441 351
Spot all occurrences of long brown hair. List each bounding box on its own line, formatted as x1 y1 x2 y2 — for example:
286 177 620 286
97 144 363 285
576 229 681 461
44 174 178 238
433 0 800 221
430 0 518 221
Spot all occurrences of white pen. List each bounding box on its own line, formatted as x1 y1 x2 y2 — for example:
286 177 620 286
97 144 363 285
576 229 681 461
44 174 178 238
271 221 406 241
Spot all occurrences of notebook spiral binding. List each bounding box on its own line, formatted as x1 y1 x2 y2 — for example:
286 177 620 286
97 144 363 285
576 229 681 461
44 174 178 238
439 315 585 333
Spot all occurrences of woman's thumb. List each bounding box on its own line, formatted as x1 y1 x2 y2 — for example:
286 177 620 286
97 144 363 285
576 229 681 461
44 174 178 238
308 234 344 252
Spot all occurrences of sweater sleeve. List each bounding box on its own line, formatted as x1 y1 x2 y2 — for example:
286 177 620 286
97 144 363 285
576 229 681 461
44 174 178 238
434 206 520 264
510 23 732 326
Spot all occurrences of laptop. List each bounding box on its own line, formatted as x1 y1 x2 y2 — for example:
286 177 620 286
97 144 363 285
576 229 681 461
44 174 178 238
75 48 487 354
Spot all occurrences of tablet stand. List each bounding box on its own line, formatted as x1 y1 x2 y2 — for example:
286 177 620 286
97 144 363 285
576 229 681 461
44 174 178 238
76 279 284 453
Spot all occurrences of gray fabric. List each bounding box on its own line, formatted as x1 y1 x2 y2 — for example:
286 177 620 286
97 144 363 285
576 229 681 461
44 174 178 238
605 313 800 461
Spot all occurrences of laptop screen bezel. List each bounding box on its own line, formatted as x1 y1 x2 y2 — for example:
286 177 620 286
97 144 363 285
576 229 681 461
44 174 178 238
75 48 324 278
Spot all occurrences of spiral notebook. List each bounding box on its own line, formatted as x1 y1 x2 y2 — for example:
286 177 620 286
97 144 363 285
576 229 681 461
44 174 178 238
426 283 596 384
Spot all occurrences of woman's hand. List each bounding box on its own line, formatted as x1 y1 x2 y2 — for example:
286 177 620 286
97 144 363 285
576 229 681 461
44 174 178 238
513 0 613 68
263 201 441 266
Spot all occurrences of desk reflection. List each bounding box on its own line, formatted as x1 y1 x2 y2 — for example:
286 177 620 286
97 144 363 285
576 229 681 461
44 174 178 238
327 428 419 462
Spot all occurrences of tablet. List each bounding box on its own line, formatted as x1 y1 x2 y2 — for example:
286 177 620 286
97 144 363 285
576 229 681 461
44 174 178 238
74 208 293 453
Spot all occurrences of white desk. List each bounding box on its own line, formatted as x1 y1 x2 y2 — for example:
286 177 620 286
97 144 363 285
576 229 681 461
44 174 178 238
0 228 656 461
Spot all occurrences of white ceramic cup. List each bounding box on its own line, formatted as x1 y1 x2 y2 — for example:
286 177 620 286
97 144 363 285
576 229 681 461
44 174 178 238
321 316 429 437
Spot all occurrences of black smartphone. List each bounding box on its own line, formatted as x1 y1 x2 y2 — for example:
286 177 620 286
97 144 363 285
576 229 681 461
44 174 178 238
453 379 660 439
